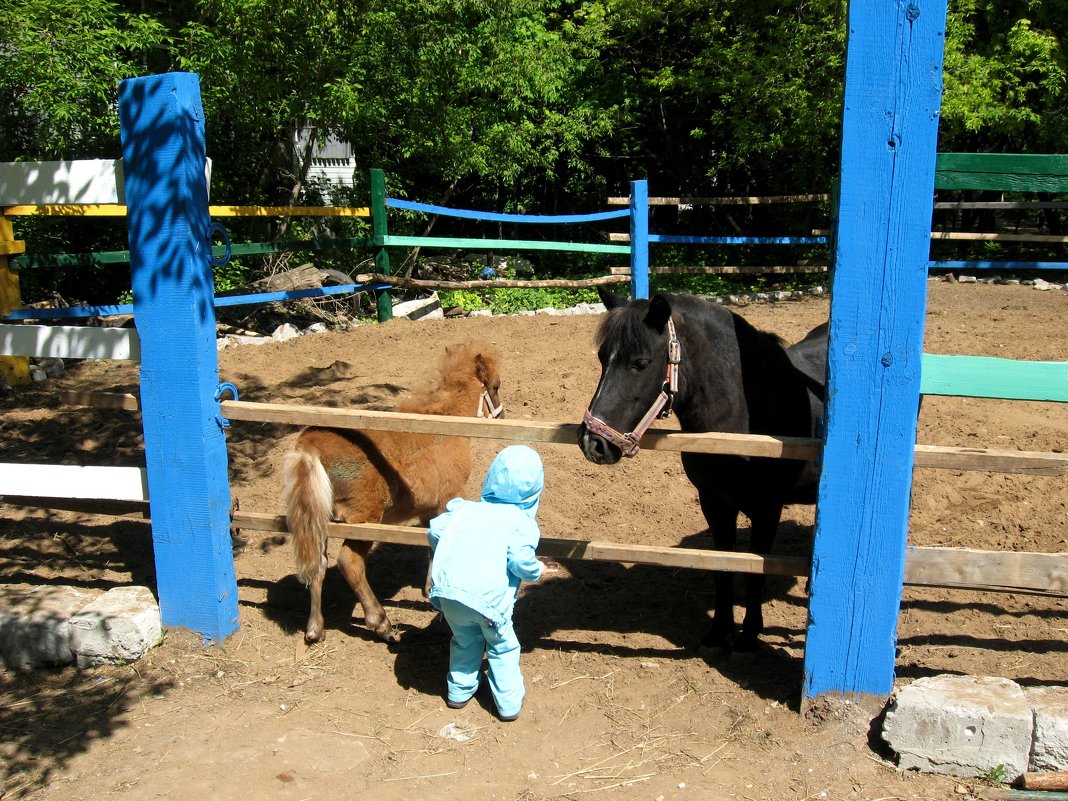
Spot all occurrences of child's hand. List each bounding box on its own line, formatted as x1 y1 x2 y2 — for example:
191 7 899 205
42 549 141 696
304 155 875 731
539 558 561 576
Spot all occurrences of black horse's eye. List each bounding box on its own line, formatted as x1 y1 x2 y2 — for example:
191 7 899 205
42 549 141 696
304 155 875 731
631 358 651 372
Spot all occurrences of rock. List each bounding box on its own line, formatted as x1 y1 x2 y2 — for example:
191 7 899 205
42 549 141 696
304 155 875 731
883 675 1032 780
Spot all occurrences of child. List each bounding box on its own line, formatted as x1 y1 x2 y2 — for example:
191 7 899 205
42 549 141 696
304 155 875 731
427 444 545 721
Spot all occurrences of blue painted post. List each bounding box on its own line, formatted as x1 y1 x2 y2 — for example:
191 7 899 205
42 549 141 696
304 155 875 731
629 180 649 299
802 0 947 699
118 73 239 641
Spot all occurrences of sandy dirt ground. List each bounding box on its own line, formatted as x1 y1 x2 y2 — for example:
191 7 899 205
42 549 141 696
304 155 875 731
1 279 1066 801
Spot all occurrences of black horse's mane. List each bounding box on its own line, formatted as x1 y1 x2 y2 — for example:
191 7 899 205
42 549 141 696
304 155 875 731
595 300 653 354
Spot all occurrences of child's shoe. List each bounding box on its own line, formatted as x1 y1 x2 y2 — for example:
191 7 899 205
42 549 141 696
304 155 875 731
497 705 522 722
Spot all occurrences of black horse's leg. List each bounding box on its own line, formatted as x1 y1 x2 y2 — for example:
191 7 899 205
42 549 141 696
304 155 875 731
698 495 740 654
734 505 784 652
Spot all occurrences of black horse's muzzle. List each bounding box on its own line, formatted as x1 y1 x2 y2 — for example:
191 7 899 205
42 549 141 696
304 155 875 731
577 423 624 465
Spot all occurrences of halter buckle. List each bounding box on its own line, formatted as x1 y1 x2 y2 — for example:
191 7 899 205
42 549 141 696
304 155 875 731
478 389 503 419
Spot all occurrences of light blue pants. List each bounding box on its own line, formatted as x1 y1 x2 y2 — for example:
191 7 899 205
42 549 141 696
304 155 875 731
437 597 525 718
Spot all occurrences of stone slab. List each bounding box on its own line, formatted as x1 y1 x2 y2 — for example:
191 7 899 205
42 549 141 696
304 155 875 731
1025 686 1068 771
882 675 1033 779
68 586 162 667
0 584 101 670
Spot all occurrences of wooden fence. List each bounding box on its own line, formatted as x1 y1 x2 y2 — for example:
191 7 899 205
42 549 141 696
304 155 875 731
2 34 1067 701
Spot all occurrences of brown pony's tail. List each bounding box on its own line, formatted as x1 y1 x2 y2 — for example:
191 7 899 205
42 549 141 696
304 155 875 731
283 448 333 586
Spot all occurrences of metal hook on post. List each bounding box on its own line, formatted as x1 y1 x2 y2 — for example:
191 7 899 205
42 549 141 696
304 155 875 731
214 381 239 429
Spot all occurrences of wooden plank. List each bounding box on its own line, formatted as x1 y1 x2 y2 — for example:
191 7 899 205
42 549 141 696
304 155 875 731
229 511 808 576
935 152 1068 193
350 272 627 292
207 205 370 217
921 354 1068 401
0 160 124 205
931 231 1068 244
0 496 149 517
0 215 30 386
906 546 1068 596
623 267 828 275
913 445 1068 475
606 194 830 206
933 200 1068 210
218 401 822 458
0 463 148 501
58 390 141 411
230 512 1066 596
382 234 629 255
219 401 1068 474
0 323 140 360
3 204 371 218
4 204 128 217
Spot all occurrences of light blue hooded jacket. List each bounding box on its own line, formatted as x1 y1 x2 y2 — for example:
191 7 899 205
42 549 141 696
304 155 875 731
427 445 544 629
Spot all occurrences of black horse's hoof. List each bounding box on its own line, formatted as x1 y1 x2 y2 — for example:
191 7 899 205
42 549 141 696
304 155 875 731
733 632 763 654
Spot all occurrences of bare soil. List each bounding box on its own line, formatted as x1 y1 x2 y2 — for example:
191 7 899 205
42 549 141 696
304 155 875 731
1 280 1066 801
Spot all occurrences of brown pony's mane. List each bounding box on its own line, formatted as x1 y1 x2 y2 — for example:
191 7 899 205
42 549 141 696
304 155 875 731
397 342 498 416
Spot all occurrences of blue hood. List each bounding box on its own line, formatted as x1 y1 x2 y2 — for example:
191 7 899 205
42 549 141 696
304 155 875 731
480 445 543 518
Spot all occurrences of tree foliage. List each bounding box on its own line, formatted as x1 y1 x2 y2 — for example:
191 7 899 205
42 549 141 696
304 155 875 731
1 0 1064 304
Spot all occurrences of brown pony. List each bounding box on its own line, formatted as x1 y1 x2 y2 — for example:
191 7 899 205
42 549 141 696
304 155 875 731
283 343 503 644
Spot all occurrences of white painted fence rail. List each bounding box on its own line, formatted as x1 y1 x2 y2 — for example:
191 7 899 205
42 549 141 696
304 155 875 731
0 464 149 501
0 324 140 360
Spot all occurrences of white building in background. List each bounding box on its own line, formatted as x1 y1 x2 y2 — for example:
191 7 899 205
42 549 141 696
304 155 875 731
295 129 357 205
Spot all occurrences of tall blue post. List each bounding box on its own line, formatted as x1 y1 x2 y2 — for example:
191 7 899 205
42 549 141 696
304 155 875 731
118 73 239 642
802 0 947 698
629 179 649 299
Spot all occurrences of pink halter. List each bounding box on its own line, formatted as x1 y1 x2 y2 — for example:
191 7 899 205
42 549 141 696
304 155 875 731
582 317 680 457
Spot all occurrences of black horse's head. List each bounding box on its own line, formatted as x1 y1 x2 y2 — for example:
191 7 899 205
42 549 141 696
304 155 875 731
578 287 678 465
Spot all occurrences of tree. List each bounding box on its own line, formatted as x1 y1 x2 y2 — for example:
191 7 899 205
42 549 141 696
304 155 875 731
0 0 169 161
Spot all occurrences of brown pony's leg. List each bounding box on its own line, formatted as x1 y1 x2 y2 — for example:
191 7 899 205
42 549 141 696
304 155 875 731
336 538 399 643
305 545 329 643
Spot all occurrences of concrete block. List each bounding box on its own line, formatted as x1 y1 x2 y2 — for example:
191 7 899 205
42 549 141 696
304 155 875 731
393 292 442 321
1025 686 1068 771
0 584 100 670
68 586 162 667
882 675 1032 779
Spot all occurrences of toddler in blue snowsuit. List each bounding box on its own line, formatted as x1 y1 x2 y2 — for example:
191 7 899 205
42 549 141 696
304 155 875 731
427 445 544 721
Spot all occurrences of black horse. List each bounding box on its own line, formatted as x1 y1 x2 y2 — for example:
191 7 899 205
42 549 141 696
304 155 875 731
577 287 827 655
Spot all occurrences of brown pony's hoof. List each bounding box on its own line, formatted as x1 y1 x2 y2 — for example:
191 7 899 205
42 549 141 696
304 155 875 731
305 629 325 645
374 624 401 644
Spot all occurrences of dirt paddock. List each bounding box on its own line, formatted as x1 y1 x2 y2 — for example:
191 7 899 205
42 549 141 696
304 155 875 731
1 280 1066 800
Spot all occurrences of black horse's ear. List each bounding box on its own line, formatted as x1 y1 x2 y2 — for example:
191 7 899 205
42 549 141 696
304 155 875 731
598 285 628 309
646 294 672 333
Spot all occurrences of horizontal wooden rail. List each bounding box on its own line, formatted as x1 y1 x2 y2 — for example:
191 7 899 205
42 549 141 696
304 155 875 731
606 194 830 206
609 266 828 276
351 272 627 291
814 228 1068 244
931 231 1068 244
0 463 148 501
934 152 1068 193
0 323 140 360
381 234 629 255
2 204 370 217
216 401 1068 475
921 354 1068 402
42 394 1068 476
2 498 1059 596
933 200 1068 210
229 511 1068 597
